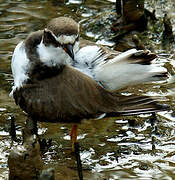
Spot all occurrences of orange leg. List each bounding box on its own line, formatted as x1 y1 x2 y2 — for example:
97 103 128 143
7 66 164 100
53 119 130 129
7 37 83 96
70 124 78 152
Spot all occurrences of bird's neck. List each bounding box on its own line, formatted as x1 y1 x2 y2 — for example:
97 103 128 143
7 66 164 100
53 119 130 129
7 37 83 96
25 40 67 81
28 63 65 81
36 40 72 67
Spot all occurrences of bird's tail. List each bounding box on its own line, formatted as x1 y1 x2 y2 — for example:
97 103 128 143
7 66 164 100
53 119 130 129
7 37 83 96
106 94 170 117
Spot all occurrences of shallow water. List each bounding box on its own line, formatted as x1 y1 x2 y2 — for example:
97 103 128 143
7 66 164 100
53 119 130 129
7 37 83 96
0 0 175 179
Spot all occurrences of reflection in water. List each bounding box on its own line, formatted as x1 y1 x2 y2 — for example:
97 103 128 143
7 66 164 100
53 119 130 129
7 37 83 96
0 0 175 179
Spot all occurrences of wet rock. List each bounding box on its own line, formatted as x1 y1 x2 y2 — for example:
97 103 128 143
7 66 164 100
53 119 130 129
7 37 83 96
39 168 55 180
81 10 117 41
122 0 145 23
113 0 147 32
22 117 38 141
39 138 52 154
139 162 149 170
8 135 43 180
132 35 145 50
23 117 52 154
162 14 174 46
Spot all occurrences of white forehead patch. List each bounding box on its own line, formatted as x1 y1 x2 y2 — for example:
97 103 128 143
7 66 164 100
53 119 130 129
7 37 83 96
45 29 78 44
55 34 78 44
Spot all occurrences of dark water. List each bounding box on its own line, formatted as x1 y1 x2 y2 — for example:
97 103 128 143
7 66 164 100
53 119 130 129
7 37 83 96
0 0 175 179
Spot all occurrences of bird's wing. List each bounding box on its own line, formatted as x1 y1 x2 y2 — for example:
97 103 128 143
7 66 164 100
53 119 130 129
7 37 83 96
13 66 169 123
75 42 168 91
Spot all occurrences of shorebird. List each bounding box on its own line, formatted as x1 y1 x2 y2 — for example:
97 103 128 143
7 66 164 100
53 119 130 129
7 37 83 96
11 17 169 151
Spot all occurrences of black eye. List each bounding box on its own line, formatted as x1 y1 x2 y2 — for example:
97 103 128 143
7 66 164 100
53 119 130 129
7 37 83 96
53 40 61 47
72 35 79 46
75 35 79 41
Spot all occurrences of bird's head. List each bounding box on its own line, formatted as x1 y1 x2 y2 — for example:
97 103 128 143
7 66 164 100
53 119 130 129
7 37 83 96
39 17 79 66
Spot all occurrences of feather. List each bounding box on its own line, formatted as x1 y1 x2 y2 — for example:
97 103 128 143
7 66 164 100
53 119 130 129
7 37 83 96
13 66 170 123
74 44 168 91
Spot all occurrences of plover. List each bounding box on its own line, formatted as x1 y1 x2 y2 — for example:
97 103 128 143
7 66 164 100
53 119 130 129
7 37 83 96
10 17 169 151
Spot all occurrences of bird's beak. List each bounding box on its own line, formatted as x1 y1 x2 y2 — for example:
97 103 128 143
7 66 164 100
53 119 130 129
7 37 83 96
63 44 74 60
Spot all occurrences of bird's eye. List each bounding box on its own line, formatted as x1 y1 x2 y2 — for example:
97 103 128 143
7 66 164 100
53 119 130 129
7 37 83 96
75 35 79 41
53 40 61 47
72 35 79 46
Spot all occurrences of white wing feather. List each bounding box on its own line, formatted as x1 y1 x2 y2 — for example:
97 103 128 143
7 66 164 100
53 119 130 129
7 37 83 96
75 46 167 90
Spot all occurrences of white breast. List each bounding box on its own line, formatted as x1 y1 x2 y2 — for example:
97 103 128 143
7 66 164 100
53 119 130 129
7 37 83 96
10 41 30 96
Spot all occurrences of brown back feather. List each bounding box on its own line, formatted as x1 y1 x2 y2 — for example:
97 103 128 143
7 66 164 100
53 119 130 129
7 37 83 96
14 66 169 123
